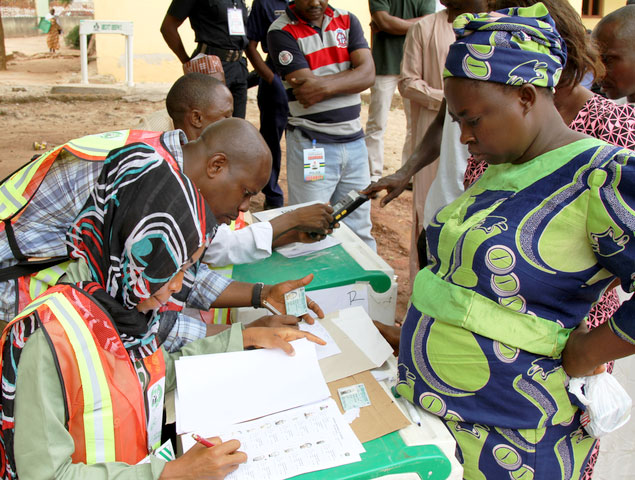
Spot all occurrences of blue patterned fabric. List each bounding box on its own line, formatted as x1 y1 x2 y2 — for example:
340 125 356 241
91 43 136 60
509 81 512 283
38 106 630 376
442 410 596 479
397 139 635 477
398 139 635 428
443 2 566 89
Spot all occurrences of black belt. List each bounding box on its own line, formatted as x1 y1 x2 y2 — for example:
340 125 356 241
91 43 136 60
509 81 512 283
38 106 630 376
199 44 243 62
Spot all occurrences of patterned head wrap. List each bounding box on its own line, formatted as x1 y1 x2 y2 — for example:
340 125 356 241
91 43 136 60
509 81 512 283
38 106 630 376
443 3 567 89
66 141 216 343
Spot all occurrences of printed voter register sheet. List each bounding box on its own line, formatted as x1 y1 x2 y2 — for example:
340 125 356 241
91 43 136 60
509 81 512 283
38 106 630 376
182 398 364 480
175 338 364 480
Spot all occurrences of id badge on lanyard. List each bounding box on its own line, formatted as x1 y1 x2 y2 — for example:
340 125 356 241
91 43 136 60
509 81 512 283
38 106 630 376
304 139 325 182
146 376 166 452
137 440 176 464
227 6 245 35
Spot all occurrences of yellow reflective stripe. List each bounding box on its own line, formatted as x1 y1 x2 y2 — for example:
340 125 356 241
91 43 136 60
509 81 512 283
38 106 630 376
12 290 55 320
66 130 130 156
212 308 223 324
0 153 52 218
207 220 236 325
44 292 116 464
27 261 71 300
28 279 47 302
209 266 233 324
1 130 131 220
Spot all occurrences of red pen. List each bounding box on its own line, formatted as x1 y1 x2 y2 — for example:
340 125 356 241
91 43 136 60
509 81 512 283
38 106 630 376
192 433 215 448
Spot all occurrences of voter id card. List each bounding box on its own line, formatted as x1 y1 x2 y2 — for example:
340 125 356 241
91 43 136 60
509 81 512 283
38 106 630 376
338 383 371 411
284 287 308 317
227 8 246 35
303 144 325 182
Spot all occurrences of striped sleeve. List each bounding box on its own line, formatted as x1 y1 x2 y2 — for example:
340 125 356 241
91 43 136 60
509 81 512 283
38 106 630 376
267 28 310 78
347 13 369 52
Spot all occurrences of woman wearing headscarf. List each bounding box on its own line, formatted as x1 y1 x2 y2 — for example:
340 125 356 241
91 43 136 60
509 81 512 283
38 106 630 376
0 142 323 479
45 8 62 54
396 4 635 479
460 4 635 477
462 0 635 354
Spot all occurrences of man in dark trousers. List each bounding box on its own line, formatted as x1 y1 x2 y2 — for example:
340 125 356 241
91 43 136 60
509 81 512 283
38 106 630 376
246 0 289 209
161 0 250 118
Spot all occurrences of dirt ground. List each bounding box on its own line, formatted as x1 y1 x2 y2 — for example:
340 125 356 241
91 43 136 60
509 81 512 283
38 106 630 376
0 36 414 321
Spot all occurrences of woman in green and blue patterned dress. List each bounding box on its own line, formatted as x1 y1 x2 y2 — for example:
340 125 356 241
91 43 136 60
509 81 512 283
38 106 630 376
396 4 635 478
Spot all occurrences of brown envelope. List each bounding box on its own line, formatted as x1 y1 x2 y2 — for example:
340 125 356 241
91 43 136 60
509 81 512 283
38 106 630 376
328 371 410 444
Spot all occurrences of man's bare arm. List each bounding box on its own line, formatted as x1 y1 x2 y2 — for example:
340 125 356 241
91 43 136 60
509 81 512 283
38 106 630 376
160 13 190 64
246 40 276 84
371 10 422 36
362 99 446 206
285 48 375 107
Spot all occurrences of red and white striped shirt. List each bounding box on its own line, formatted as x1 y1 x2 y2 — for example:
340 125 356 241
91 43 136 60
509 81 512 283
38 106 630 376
267 4 369 143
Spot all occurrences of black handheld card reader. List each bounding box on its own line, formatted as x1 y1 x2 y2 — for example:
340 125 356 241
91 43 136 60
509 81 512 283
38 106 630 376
310 190 369 238
330 190 369 228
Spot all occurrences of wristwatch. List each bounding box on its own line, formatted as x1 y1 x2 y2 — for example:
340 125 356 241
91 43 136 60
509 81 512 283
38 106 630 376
251 282 264 308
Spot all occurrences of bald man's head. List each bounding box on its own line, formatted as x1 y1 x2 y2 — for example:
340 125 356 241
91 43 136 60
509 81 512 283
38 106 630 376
166 73 234 140
198 117 272 172
593 5 635 101
183 118 272 224
595 5 635 41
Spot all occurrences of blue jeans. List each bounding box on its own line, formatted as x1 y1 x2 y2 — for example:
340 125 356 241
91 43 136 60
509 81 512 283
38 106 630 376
286 128 376 250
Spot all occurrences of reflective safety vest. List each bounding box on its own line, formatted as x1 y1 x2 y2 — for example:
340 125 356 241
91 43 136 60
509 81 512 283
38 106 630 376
0 130 175 316
0 284 165 474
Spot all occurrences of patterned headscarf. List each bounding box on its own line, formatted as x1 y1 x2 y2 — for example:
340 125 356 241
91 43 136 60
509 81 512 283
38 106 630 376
443 3 567 90
66 142 216 345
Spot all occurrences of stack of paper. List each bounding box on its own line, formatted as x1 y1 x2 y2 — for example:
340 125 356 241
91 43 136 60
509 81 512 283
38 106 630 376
298 319 341 360
175 338 330 434
181 399 364 480
175 338 365 480
317 307 395 382
174 309 397 479
275 236 340 258
252 201 341 259
251 201 319 223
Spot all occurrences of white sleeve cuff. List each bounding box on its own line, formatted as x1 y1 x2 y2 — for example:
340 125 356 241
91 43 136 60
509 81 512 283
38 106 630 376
203 222 273 267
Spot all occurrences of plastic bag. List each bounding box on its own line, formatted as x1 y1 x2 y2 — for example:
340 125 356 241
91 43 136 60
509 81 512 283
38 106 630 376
182 54 223 76
568 372 632 438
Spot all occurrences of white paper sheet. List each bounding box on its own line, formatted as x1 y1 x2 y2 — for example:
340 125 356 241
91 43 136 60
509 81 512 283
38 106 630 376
275 236 340 258
252 201 320 223
175 338 330 434
305 284 369 318
182 398 364 480
332 307 394 368
298 319 341 360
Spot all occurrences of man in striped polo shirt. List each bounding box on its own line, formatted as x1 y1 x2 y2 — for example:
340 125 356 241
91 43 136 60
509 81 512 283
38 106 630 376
267 0 377 249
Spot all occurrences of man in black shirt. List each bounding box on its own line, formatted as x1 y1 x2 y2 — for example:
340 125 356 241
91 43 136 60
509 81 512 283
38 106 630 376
161 0 249 118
